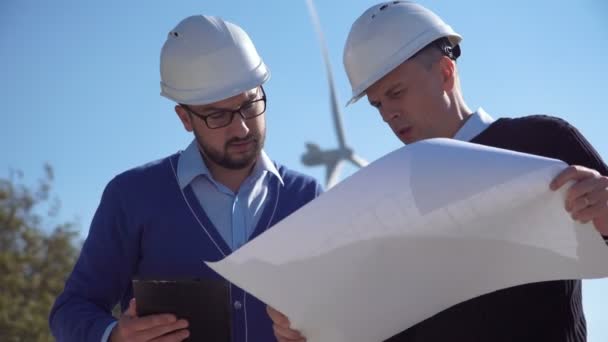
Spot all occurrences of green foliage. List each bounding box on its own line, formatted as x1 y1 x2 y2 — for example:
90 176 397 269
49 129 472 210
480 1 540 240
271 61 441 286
0 165 80 342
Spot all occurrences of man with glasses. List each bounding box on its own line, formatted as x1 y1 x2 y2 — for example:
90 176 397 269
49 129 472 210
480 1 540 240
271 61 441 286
50 15 322 342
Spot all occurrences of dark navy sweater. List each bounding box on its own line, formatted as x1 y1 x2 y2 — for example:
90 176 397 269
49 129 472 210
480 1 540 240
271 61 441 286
387 115 608 342
49 152 321 342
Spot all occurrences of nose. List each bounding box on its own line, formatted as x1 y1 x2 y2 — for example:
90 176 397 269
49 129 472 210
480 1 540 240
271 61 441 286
379 107 400 123
227 112 250 137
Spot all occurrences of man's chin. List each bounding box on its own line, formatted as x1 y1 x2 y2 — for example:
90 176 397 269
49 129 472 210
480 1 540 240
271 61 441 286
220 139 263 170
223 153 258 170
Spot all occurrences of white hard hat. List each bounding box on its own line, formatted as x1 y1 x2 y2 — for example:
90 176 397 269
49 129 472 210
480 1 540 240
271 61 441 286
343 1 462 105
160 15 270 105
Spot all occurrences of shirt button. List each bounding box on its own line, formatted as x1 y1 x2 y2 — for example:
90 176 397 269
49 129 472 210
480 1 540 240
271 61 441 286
234 300 242 310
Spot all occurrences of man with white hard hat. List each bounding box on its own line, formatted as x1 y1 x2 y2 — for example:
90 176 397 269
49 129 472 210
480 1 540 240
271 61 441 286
269 1 608 341
49 15 322 342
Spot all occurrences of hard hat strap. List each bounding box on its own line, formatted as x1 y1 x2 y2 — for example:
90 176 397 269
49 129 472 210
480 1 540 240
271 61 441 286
433 37 460 61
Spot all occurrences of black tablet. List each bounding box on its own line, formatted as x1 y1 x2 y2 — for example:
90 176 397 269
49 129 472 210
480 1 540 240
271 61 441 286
132 278 231 341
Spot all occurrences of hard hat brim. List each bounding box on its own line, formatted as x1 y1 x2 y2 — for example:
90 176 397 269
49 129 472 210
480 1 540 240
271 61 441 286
160 62 270 105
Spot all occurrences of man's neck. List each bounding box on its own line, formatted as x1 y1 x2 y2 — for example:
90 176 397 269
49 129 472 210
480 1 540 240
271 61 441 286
447 94 473 138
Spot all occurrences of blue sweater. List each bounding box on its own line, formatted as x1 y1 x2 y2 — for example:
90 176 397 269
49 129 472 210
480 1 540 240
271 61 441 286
50 153 321 341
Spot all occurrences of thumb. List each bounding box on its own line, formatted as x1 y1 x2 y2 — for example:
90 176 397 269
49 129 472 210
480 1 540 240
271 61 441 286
124 298 137 317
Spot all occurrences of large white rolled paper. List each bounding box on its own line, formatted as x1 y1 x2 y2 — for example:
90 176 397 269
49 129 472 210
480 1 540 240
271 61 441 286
206 138 608 342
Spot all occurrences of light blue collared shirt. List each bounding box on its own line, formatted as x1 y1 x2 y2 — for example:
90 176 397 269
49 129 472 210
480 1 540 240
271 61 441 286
452 107 495 142
101 140 283 342
176 139 284 250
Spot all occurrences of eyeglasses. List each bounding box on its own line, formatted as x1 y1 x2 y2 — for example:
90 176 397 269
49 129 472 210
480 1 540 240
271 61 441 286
182 89 267 129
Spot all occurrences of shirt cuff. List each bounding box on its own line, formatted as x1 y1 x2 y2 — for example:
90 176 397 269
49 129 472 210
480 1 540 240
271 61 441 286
101 321 118 342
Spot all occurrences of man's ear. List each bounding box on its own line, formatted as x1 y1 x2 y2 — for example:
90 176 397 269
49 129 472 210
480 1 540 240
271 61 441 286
438 56 456 92
175 105 194 132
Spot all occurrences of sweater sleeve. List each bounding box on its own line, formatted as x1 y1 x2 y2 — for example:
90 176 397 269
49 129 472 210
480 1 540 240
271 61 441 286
552 119 608 241
49 177 141 341
552 120 608 175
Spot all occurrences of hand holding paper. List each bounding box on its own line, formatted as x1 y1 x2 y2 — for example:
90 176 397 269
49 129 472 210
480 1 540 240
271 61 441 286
551 164 608 234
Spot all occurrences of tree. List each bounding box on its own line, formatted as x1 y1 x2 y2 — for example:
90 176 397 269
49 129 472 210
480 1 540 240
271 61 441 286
0 164 80 342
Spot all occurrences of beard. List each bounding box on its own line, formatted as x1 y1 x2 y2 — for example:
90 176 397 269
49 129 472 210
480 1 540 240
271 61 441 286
195 130 265 170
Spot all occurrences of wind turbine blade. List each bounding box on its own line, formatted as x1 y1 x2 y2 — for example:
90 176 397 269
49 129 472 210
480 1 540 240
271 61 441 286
305 0 348 149
326 160 343 189
348 154 369 168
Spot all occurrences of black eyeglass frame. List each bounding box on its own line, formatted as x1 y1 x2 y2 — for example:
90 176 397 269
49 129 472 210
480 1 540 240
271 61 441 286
182 87 267 129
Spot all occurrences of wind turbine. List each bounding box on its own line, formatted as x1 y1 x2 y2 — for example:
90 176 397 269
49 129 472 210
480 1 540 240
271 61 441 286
301 0 368 189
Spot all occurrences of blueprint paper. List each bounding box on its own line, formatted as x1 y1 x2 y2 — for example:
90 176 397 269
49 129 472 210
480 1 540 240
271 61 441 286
206 138 608 342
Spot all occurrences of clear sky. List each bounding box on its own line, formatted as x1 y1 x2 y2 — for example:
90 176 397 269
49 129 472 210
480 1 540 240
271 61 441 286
2 0 606 339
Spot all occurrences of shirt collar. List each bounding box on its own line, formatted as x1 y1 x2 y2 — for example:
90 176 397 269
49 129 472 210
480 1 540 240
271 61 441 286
177 139 283 189
452 107 495 142
254 148 284 186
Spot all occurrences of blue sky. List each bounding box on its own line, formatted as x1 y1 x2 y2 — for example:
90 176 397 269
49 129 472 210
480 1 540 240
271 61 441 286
2 0 606 339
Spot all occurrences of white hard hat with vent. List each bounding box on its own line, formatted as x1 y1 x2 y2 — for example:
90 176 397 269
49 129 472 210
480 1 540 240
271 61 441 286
343 1 461 105
160 15 270 105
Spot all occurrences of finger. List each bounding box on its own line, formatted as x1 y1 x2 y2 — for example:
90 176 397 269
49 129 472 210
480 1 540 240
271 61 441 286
267 306 290 327
124 298 137 317
570 184 608 214
140 320 189 342
568 195 592 214
572 203 601 223
276 335 307 342
273 324 304 339
566 183 598 213
149 328 190 342
565 177 606 209
126 313 178 333
277 338 306 342
551 165 598 191
572 196 608 223
277 336 307 342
